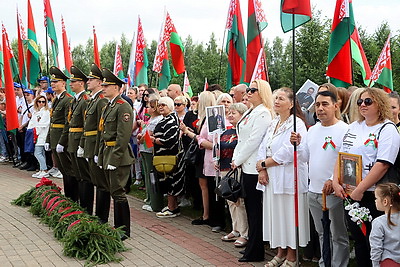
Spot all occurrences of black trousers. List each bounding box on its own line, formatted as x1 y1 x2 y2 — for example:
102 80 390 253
242 173 264 260
205 175 225 228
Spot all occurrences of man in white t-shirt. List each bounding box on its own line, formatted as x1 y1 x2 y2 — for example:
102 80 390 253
292 91 349 266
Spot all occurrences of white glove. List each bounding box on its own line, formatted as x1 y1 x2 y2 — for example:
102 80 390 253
44 143 51 151
56 144 64 153
77 146 84 158
94 155 98 164
106 164 116 170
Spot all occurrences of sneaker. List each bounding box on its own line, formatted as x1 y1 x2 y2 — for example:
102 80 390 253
32 171 50 178
156 208 180 218
178 197 192 208
0 156 6 162
51 170 63 179
32 171 42 178
133 179 142 185
212 226 222 233
161 206 169 212
48 167 59 176
142 204 153 212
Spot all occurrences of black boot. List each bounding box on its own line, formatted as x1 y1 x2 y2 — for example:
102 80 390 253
95 189 110 224
114 201 131 240
79 180 94 215
64 175 79 202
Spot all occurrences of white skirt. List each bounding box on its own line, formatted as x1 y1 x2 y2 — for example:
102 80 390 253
262 181 310 249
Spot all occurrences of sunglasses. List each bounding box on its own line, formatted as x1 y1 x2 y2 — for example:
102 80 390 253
158 103 167 107
37 100 46 104
174 103 184 107
246 87 258 94
356 98 373 106
143 94 149 97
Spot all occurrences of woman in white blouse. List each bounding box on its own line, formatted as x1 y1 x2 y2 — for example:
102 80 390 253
256 87 310 267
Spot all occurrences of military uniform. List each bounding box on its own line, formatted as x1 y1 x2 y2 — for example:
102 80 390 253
67 66 93 214
46 66 77 201
98 68 134 239
81 64 110 223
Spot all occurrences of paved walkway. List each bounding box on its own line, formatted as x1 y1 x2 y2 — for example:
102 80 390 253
0 163 274 266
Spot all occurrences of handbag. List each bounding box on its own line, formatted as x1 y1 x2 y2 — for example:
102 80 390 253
215 169 242 202
153 155 177 175
184 139 199 165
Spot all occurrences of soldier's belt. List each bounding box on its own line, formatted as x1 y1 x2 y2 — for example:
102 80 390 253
84 130 97 136
104 141 116 147
51 123 65 128
69 127 84 133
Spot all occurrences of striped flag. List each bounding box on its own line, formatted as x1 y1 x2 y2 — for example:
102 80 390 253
93 26 101 67
44 0 59 67
134 16 149 86
369 34 393 92
183 71 193 97
17 8 28 88
26 0 41 87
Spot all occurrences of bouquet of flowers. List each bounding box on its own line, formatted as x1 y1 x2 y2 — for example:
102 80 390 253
344 197 373 235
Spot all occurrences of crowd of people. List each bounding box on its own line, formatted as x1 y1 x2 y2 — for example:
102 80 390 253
2 72 400 266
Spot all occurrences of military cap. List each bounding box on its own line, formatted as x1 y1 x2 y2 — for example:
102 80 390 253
50 66 69 82
70 65 88 82
87 63 103 80
101 68 126 87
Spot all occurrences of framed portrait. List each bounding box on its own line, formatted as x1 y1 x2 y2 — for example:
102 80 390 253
212 132 220 161
296 79 318 111
338 152 362 194
206 105 226 134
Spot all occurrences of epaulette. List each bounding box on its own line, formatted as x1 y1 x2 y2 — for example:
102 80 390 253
116 99 125 105
65 93 73 97
82 94 90 100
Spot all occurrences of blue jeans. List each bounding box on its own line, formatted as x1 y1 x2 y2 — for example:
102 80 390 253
34 145 47 171
0 129 8 157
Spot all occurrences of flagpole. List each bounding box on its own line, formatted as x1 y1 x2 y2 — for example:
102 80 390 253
45 27 49 75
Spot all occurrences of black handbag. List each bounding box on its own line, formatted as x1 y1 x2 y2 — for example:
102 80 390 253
184 139 199 165
215 169 242 202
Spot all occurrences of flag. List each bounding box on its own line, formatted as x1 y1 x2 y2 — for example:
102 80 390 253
17 8 28 88
153 12 171 89
44 0 59 67
93 26 101 67
143 130 153 149
326 0 372 87
134 16 149 86
61 17 73 74
280 0 312 33
203 77 208 91
251 48 268 82
245 0 267 83
2 24 19 131
167 12 185 76
369 34 392 92
113 42 124 79
127 33 136 87
183 71 193 97
0 43 4 86
27 0 41 87
225 0 246 90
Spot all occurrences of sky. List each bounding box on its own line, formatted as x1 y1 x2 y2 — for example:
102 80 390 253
1 0 399 67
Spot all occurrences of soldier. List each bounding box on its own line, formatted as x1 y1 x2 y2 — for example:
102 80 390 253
80 63 110 223
98 68 134 240
45 67 77 201
68 66 93 214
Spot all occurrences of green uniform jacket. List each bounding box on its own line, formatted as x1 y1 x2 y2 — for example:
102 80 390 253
46 90 73 149
98 95 134 168
67 91 90 153
80 91 108 158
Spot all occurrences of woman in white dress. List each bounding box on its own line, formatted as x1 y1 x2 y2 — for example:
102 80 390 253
257 87 310 267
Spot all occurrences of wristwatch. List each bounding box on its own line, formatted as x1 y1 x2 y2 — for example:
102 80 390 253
261 161 266 169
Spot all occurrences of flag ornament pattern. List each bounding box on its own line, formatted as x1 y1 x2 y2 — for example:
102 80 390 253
27 0 41 86
370 34 393 92
153 13 171 73
17 8 28 88
134 16 148 86
250 48 267 82
280 0 312 33
113 43 124 79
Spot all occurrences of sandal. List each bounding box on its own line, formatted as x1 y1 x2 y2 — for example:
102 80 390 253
264 256 286 267
281 259 297 267
221 231 240 242
233 237 248 247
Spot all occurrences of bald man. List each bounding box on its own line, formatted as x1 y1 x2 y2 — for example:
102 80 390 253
233 84 247 103
167 84 183 100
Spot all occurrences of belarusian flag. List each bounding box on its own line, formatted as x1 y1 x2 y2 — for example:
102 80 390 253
326 0 372 87
17 8 28 88
143 130 153 149
134 16 148 86
280 0 312 33
93 26 101 67
251 48 268 82
225 0 246 90
167 12 185 76
127 33 136 88
113 42 124 79
2 24 19 131
44 0 59 67
369 34 393 92
27 0 41 87
183 71 193 97
245 0 267 83
61 16 73 95
153 12 171 90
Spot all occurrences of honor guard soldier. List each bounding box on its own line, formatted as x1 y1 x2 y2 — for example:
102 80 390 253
45 66 77 201
80 63 110 223
98 68 134 240
68 66 93 214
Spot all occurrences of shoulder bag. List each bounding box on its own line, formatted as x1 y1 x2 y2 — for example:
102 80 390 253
215 168 242 202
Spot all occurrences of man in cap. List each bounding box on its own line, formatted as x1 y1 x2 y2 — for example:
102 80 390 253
37 76 49 95
67 65 93 214
12 82 27 167
98 68 134 240
81 63 110 223
45 66 77 201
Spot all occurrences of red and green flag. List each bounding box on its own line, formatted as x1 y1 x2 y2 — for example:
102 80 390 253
167 12 185 76
134 16 148 86
2 24 19 131
17 8 28 88
0 43 4 86
44 0 59 67
143 130 153 149
113 42 124 79
26 0 41 87
153 12 171 90
251 48 268 82
61 16 74 95
93 26 101 68
183 71 193 97
225 0 246 90
280 0 311 33
369 34 392 92
245 0 267 83
326 0 372 87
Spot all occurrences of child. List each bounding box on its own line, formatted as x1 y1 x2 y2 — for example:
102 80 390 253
370 183 400 267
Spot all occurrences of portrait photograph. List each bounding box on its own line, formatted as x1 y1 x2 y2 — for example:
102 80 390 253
338 152 362 194
212 132 220 161
206 105 226 134
296 79 318 111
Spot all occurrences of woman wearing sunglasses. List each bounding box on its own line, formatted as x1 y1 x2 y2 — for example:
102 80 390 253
333 87 400 266
174 96 188 121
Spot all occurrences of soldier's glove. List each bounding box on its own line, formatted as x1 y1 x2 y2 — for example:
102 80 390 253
94 155 98 163
56 144 64 153
77 146 84 158
106 164 116 170
44 143 51 151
